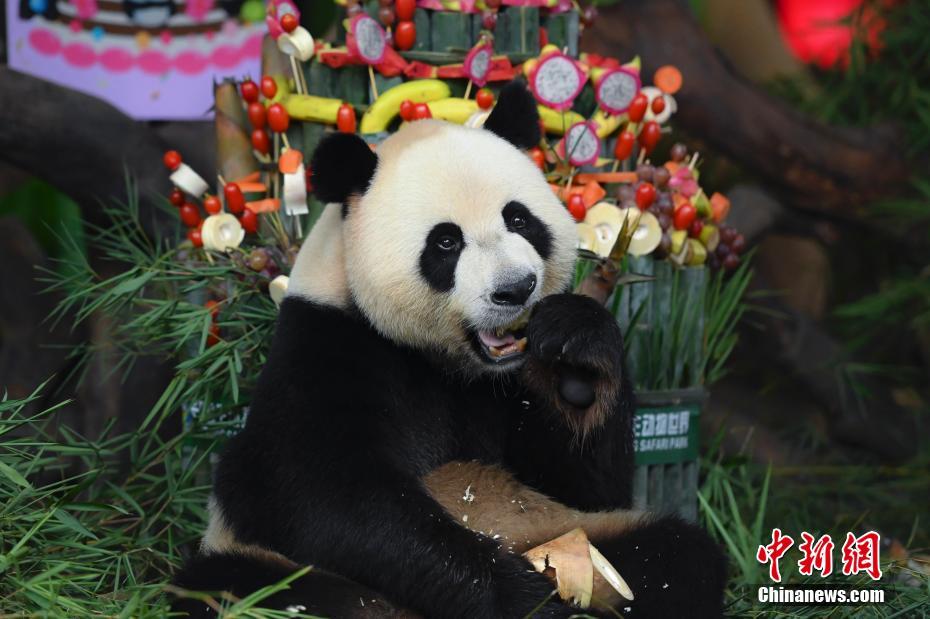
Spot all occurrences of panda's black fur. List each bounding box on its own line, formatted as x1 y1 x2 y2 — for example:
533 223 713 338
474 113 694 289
172 82 727 618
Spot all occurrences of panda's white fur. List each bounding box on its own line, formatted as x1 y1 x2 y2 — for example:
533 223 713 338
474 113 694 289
286 203 349 308
342 120 576 367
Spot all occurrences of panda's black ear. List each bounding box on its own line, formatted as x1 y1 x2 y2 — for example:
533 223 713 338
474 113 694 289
310 132 378 207
483 80 541 150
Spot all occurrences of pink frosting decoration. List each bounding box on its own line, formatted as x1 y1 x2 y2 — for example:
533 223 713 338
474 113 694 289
73 0 98 20
26 29 264 75
175 50 208 74
185 0 214 23
62 42 95 67
69 20 82 33
211 45 240 68
160 30 173 45
29 29 61 55
100 48 134 72
138 50 170 74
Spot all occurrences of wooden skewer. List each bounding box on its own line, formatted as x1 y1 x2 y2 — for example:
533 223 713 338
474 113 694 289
368 65 379 100
289 56 304 95
464 80 473 100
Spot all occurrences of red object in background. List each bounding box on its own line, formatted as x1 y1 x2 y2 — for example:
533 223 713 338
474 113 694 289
776 0 885 69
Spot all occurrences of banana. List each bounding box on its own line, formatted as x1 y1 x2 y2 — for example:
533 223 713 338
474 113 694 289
359 79 452 134
282 94 344 124
591 108 626 138
427 98 479 124
537 105 586 135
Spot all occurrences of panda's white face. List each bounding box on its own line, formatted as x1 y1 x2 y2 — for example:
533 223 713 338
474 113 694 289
344 120 576 373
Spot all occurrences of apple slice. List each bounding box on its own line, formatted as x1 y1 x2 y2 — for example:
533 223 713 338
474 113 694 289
627 210 662 257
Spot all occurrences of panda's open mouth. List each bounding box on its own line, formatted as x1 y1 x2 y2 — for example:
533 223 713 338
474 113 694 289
469 312 530 364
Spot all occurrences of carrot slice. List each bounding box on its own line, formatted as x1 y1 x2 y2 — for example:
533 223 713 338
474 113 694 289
654 65 683 95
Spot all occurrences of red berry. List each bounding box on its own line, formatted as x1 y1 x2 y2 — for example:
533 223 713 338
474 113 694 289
378 5 395 26
399 99 415 121
635 183 656 209
413 102 432 120
205 299 221 319
240 208 258 234
204 195 222 215
567 194 586 222
179 203 201 228
627 93 648 123
337 103 357 133
529 147 545 170
247 101 266 129
188 227 203 247
169 188 185 207
240 79 259 103
723 253 740 271
267 103 289 133
396 0 415 21
613 130 636 161
163 150 182 170
639 121 662 153
251 129 270 154
394 20 416 51
481 10 497 30
224 183 245 214
476 88 495 110
651 96 666 115
260 76 277 100
280 13 298 33
673 202 697 230
688 218 703 238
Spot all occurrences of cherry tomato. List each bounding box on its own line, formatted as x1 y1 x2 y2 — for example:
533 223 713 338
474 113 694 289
613 130 636 161
627 93 648 123
188 227 203 247
651 96 666 115
476 88 495 110
394 20 416 51
240 79 259 103
204 195 222 215
163 150 182 170
267 103 289 133
206 323 221 347
396 0 415 20
179 203 201 228
247 101 266 129
280 13 298 33
251 128 270 154
399 99 415 121
635 183 656 209
224 183 245 214
205 299 221 319
567 194 586 222
413 102 432 120
169 188 185 207
673 202 697 230
639 120 661 153
260 76 277 100
378 6 395 26
529 147 545 170
337 103 357 133
688 218 703 238
240 208 258 234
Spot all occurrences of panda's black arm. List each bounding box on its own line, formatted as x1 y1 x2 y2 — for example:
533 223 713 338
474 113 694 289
505 293 636 511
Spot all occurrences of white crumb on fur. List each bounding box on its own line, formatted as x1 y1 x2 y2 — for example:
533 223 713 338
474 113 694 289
286 604 307 613
663 583 669 589
624 607 632 612
463 485 475 503
463 514 468 522
359 599 364 607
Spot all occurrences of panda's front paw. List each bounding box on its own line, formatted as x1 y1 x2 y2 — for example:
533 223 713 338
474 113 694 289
523 294 627 434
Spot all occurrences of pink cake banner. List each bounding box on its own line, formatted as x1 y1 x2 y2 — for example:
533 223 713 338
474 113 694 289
6 0 265 120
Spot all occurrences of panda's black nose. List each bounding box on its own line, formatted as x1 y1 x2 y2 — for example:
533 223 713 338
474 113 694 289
491 274 537 306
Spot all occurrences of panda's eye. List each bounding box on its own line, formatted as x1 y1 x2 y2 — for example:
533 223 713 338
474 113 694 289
436 235 460 251
509 213 527 229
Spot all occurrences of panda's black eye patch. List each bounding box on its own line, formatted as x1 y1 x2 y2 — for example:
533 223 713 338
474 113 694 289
420 223 465 292
502 201 552 260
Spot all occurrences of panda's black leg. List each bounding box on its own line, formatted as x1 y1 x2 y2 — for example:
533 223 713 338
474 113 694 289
588 515 727 619
171 552 416 618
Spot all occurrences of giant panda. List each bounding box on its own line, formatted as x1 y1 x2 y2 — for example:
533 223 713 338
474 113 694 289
172 81 726 619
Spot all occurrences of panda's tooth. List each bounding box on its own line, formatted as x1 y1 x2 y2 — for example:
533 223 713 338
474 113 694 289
515 337 527 352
